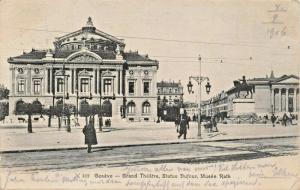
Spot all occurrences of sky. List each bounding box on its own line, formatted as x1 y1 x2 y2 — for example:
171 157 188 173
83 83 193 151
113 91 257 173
0 0 299 102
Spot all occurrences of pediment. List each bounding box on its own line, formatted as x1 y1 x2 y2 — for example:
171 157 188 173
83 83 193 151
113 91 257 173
102 70 115 77
78 69 91 76
275 76 299 84
69 54 98 63
66 50 102 63
55 70 64 76
55 28 124 47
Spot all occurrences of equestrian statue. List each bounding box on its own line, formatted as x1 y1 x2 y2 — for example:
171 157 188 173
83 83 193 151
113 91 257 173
233 76 254 98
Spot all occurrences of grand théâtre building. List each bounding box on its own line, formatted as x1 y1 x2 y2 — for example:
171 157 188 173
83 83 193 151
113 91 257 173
8 17 159 122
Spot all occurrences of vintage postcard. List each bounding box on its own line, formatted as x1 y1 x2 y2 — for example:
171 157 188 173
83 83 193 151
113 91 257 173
0 0 299 189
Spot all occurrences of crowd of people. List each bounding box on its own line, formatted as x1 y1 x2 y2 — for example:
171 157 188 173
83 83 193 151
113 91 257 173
270 113 297 127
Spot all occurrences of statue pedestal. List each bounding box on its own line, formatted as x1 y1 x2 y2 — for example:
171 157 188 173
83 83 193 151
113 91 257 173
232 98 255 116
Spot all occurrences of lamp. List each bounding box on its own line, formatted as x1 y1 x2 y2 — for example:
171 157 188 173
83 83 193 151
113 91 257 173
205 81 211 94
187 80 193 94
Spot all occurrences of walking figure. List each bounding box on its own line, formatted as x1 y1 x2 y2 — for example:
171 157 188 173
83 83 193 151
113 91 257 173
282 113 288 126
175 116 180 133
82 119 98 153
211 116 219 132
271 113 276 127
178 116 188 139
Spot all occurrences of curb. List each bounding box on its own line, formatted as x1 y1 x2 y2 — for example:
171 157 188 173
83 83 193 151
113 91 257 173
0 135 298 154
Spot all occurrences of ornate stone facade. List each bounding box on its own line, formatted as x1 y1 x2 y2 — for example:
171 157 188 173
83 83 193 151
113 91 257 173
8 18 159 122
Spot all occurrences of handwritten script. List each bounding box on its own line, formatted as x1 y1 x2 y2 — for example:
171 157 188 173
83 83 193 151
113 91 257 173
0 160 299 189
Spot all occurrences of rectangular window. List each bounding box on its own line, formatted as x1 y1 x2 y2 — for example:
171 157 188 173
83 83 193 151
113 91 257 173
57 78 64 93
78 45 82 49
144 81 150 94
129 81 135 94
18 79 25 93
33 80 41 94
80 78 89 93
103 79 112 95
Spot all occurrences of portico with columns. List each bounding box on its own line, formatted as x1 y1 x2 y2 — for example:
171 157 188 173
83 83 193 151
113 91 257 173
271 77 299 114
247 73 299 116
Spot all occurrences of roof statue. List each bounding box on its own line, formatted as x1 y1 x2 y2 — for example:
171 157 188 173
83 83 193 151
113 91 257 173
86 17 94 27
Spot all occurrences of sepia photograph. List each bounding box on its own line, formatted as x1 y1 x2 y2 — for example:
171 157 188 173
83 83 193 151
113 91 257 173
0 0 299 189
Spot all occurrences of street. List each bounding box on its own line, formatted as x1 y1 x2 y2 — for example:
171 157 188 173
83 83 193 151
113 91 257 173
0 137 298 172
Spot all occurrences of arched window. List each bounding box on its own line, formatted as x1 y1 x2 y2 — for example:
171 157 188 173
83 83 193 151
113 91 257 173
32 100 42 114
127 101 136 114
142 101 151 114
79 100 89 117
15 100 26 115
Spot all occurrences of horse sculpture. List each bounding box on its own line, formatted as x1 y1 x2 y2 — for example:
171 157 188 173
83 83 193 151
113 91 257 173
233 80 254 98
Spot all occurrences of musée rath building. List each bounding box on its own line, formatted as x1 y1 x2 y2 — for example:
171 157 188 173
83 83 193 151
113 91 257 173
8 17 159 122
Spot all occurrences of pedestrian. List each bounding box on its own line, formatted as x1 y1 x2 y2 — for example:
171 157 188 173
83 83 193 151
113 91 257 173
193 114 196 122
175 116 180 133
178 115 188 139
282 113 288 127
187 116 190 129
271 113 276 127
82 119 98 153
211 116 219 132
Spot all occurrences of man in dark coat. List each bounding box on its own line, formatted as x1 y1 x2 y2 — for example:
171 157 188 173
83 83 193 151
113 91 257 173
211 116 218 132
178 116 188 139
271 113 276 127
282 113 288 126
82 119 98 153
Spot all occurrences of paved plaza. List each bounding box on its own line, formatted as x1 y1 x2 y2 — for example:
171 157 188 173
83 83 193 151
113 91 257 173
0 121 298 152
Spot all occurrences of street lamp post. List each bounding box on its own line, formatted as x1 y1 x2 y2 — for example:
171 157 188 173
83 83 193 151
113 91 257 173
75 89 80 126
98 65 103 132
187 55 211 138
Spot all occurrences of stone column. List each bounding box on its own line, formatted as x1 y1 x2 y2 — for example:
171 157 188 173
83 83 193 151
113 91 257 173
91 69 95 95
113 75 116 96
119 70 123 95
116 69 120 95
11 67 15 96
279 88 282 112
293 88 297 112
49 68 53 95
137 67 141 96
27 67 31 95
286 88 289 112
43 69 47 95
68 70 72 95
152 69 156 96
94 69 98 95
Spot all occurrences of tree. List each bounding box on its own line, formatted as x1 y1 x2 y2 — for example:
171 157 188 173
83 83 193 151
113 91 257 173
90 104 100 128
79 101 91 127
44 106 54 127
24 103 33 133
0 84 9 121
0 101 8 121
63 104 75 132
54 104 63 130
0 84 9 100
